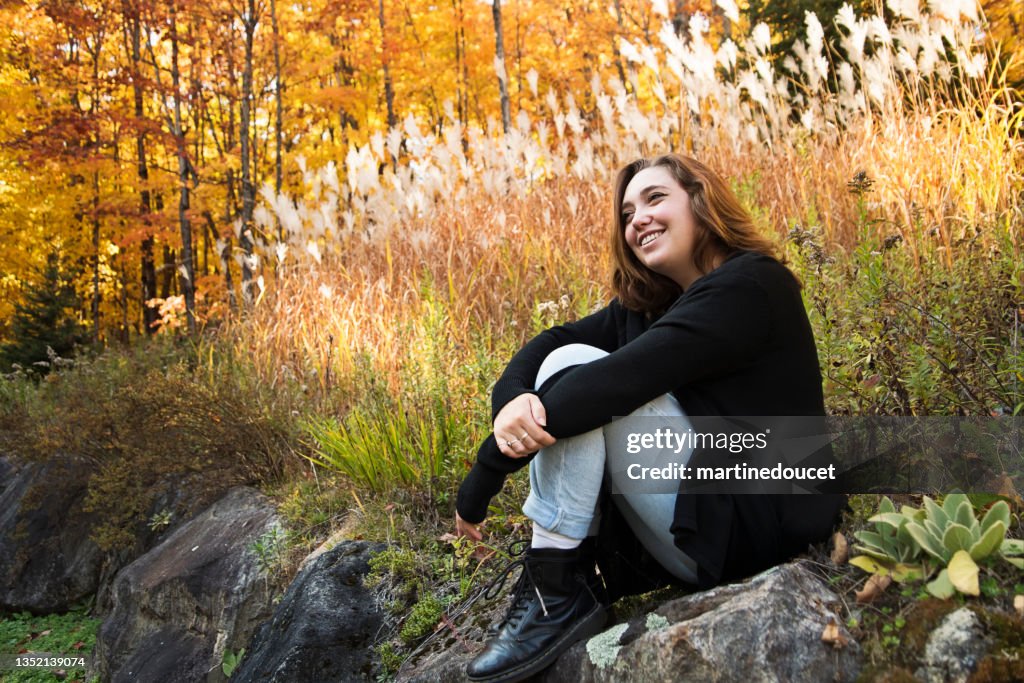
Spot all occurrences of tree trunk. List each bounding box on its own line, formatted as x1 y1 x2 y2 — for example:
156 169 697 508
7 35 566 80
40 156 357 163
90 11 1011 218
492 0 511 134
239 0 258 306
224 169 238 311
378 0 397 129
270 0 284 246
160 245 175 298
169 0 196 334
127 2 158 334
612 0 630 93
91 171 101 343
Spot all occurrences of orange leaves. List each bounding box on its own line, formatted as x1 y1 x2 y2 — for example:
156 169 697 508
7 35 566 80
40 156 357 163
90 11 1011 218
831 532 849 566
855 573 892 604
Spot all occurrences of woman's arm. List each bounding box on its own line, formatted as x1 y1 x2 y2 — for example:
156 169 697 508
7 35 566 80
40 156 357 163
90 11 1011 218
456 301 621 524
536 272 772 436
489 300 623 419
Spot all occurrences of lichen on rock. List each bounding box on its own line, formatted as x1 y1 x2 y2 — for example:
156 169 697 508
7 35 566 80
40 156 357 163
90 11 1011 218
586 622 629 670
645 612 670 632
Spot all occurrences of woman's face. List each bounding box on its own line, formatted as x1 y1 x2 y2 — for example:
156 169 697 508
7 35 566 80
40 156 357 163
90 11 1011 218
620 165 703 290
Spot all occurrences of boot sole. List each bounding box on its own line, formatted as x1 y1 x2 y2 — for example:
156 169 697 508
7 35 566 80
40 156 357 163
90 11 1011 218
466 603 608 683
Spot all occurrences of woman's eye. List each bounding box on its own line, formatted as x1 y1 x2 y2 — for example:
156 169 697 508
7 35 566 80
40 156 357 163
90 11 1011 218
622 212 634 223
648 192 664 201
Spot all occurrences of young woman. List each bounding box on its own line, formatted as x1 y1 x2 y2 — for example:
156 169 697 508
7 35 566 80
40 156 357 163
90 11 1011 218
454 153 845 683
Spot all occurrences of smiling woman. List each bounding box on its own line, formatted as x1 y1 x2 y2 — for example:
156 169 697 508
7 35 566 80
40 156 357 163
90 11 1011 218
454 153 846 683
620 166 706 290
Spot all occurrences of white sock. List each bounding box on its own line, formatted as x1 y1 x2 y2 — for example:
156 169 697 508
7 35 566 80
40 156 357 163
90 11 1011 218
531 522 582 550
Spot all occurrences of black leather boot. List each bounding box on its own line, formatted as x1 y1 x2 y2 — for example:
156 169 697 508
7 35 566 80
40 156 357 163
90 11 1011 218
466 545 607 682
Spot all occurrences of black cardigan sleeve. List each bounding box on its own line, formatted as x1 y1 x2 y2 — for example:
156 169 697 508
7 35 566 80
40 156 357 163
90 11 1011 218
489 301 623 420
456 302 622 523
457 263 775 523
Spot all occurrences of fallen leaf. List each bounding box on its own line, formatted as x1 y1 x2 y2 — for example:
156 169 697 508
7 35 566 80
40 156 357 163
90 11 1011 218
849 555 886 575
996 474 1023 506
438 532 459 544
855 573 892 603
831 533 848 565
1014 595 1024 618
821 620 849 648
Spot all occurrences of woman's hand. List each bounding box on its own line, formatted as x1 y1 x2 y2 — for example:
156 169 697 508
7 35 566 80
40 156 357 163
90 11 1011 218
494 393 556 458
455 510 483 542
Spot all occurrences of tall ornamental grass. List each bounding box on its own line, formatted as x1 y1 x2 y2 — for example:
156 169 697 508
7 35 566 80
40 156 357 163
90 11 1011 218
203 2 1021 495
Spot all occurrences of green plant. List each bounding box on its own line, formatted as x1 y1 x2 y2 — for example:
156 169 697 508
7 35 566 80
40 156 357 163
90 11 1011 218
302 385 461 497
222 647 245 678
375 641 404 678
850 494 1024 599
0 249 88 375
905 494 1011 566
904 494 1022 598
148 508 173 532
250 527 287 577
399 593 444 644
850 497 925 583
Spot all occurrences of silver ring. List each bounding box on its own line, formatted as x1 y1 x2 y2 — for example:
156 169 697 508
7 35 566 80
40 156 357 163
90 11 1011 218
519 432 529 441
505 439 519 447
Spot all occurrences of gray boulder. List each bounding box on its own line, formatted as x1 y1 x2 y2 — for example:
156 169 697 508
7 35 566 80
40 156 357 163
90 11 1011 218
0 455 103 613
918 607 990 683
94 487 280 683
231 540 387 683
400 562 860 682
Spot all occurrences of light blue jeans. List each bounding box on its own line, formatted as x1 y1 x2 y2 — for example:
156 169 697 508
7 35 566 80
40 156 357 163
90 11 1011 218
522 344 699 583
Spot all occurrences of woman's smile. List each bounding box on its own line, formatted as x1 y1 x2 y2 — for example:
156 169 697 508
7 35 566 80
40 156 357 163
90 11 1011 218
638 230 664 247
621 166 702 289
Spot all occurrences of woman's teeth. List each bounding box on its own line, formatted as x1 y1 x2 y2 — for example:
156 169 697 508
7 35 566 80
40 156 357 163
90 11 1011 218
640 231 663 246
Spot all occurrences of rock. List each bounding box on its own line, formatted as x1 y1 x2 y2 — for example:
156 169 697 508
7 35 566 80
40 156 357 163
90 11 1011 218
918 607 990 683
0 454 104 613
231 540 386 683
94 487 280 683
399 562 860 683
296 515 360 574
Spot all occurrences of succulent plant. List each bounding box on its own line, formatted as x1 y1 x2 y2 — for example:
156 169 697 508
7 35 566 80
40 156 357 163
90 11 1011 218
852 496 923 566
904 494 1008 565
851 494 1024 599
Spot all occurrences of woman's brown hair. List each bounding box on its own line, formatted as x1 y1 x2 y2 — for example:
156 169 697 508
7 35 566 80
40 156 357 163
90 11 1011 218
610 153 778 315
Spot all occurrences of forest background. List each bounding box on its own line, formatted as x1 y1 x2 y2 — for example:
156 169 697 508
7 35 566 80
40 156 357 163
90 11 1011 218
0 0 1023 676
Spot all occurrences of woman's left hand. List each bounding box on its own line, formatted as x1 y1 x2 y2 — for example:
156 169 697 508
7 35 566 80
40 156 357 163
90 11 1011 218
493 393 556 458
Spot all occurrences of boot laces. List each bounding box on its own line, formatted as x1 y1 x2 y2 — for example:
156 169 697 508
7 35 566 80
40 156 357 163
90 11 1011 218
482 542 549 630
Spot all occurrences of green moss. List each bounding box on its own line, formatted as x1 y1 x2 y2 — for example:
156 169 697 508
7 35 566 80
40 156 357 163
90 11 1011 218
972 607 1024 682
366 547 419 593
897 599 959 655
375 641 404 677
399 593 444 644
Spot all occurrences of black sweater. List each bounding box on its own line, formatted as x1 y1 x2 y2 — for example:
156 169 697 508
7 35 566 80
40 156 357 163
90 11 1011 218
456 251 844 585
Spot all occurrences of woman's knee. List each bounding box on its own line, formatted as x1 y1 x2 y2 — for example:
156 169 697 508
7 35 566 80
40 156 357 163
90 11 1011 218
535 344 609 390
